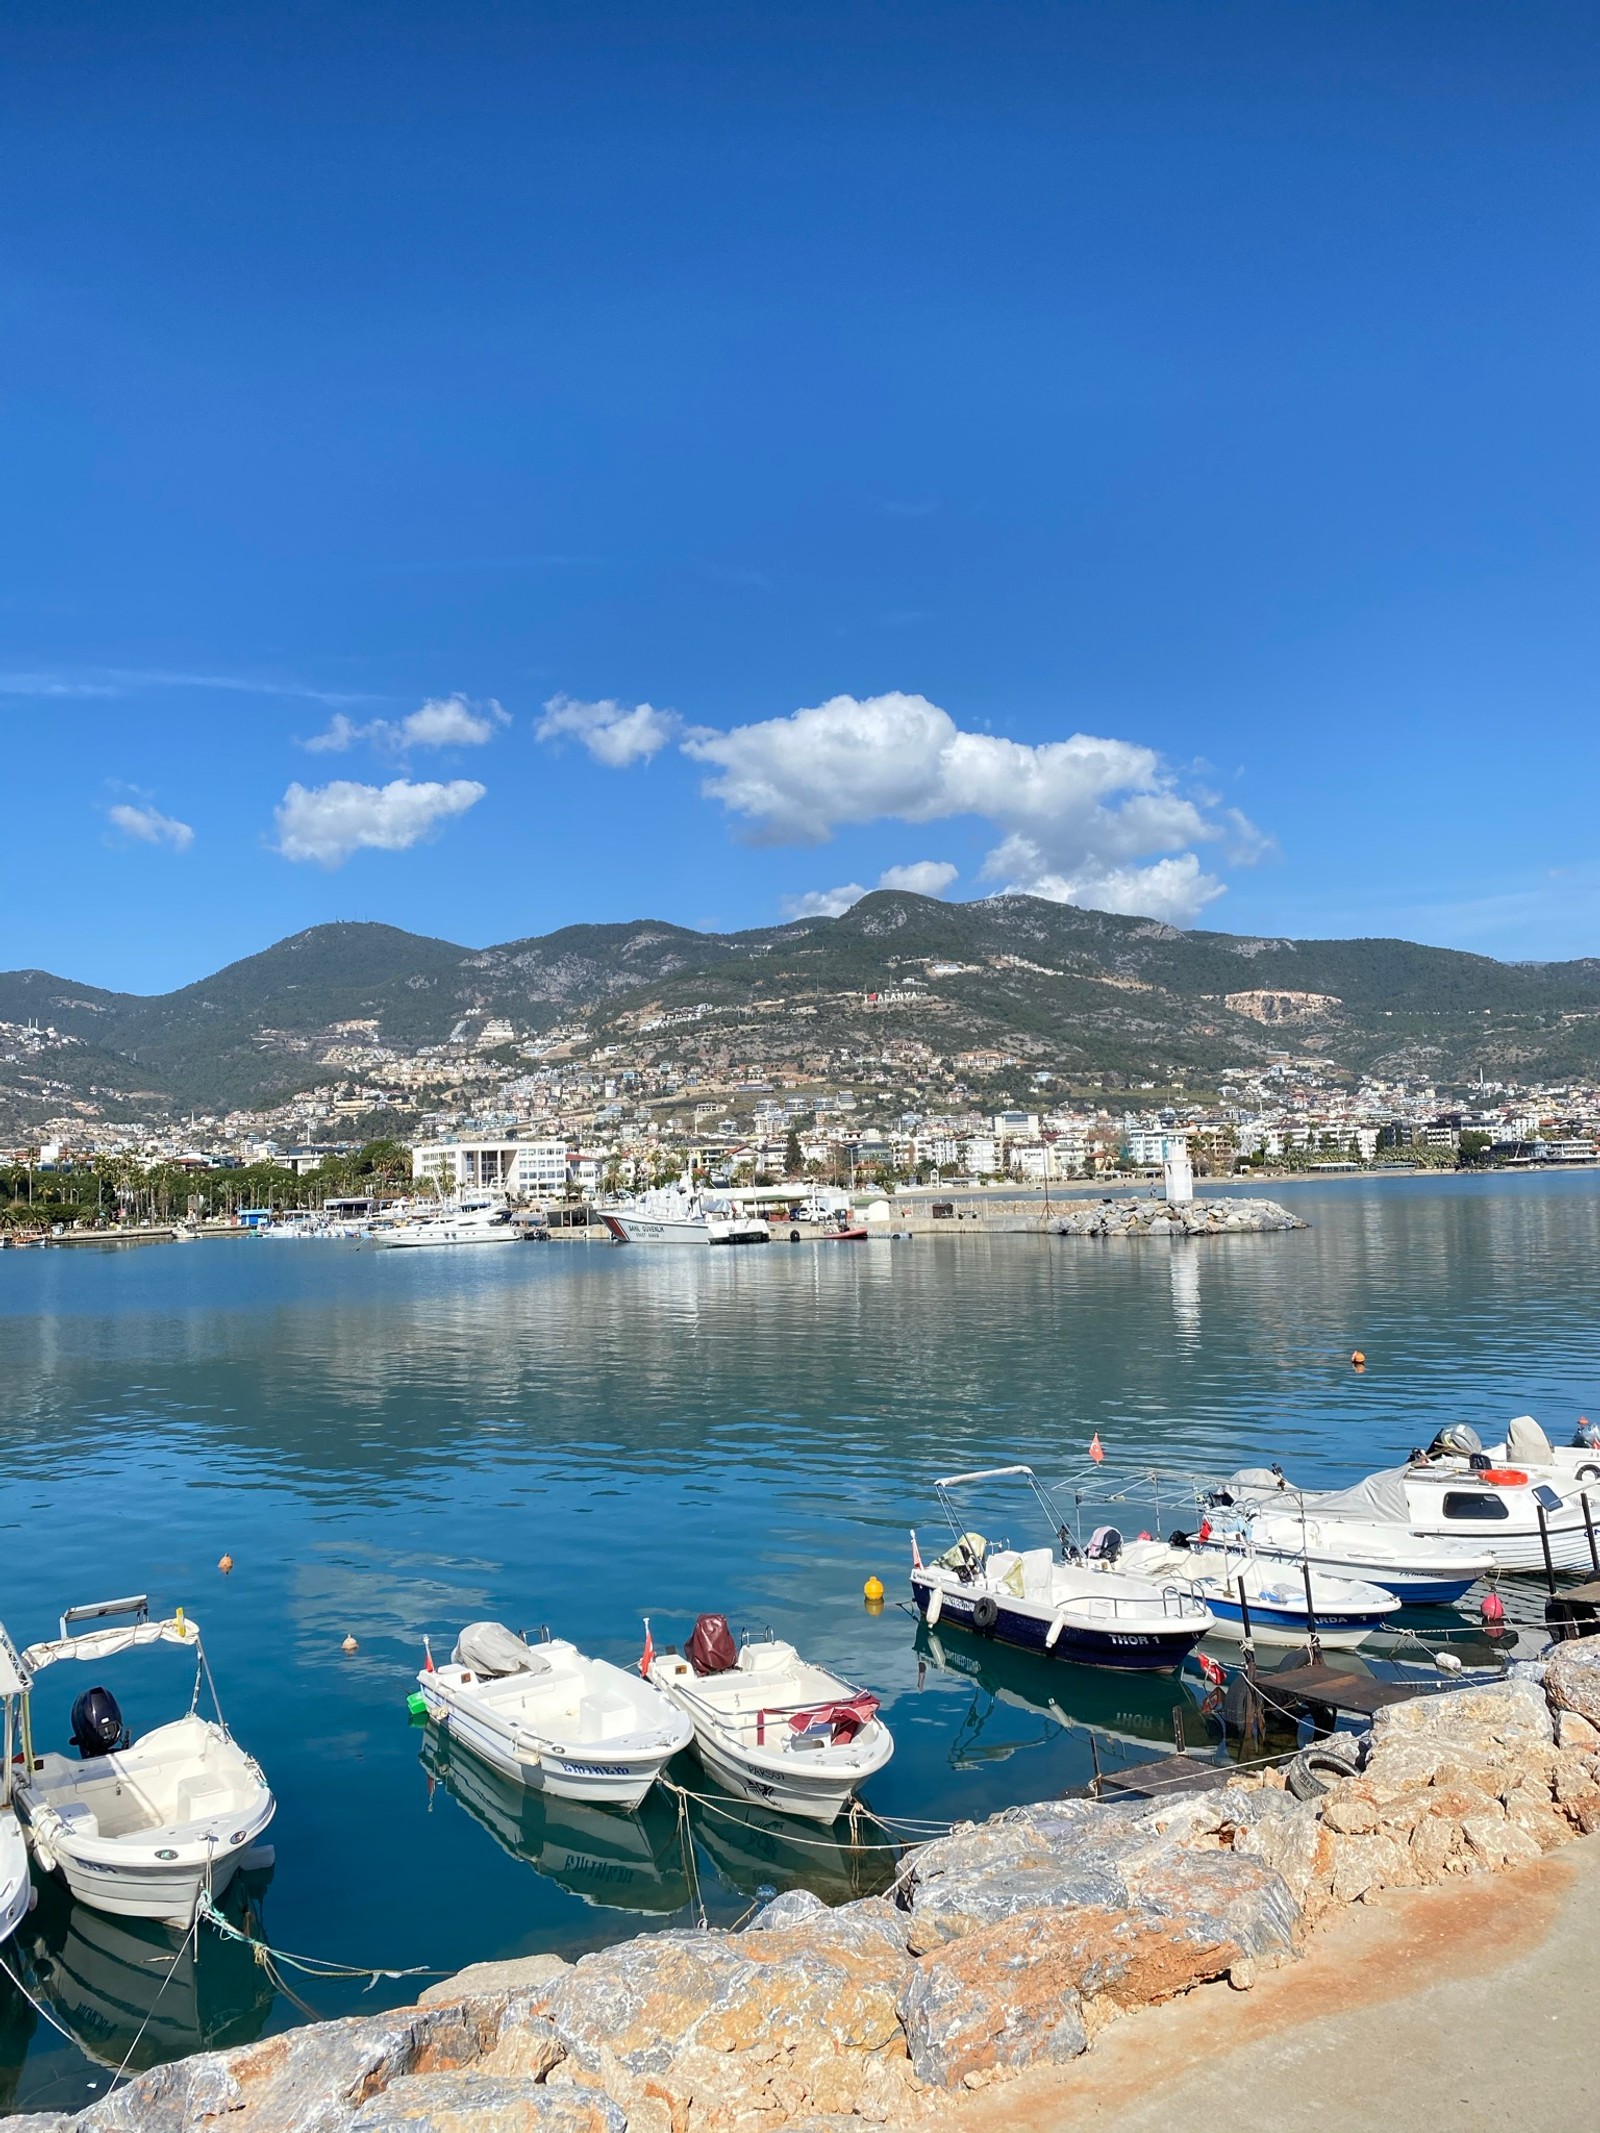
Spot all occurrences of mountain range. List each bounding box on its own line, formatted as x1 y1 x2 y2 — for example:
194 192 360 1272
3 894 1599 1124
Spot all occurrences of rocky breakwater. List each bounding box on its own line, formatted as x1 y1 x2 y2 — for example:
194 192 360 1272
7 1646 1600 2133
1050 1195 1306 1240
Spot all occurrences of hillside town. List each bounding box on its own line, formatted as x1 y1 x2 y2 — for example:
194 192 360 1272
3 999 1597 1217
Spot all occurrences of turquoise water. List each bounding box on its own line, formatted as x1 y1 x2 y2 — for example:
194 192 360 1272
2 1171 1599 2111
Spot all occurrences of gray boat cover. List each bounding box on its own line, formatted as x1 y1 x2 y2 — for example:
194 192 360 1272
452 1622 551 1676
1287 1468 1413 1521
1505 1414 1554 1463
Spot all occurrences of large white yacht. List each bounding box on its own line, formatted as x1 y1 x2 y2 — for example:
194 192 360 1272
375 1195 523 1250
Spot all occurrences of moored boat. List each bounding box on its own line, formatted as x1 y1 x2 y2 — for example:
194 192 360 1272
376 1196 522 1249
1 1627 30 1947
415 1622 691 1809
11 1599 275 1929
1112 1535 1400 1648
910 1467 1213 1674
598 1185 769 1245
648 1616 893 1822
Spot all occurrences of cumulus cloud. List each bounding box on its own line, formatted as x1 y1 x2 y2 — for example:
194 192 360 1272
274 778 485 867
535 693 678 767
781 883 868 919
679 691 1256 924
878 859 959 896
107 802 194 852
303 694 508 753
782 857 960 918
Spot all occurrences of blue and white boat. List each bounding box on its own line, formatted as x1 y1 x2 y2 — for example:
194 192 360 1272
1114 1537 1400 1648
910 1467 1213 1675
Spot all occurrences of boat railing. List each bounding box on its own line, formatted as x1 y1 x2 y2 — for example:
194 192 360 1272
1059 1587 1210 1623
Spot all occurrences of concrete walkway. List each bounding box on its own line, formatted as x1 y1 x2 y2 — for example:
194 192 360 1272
950 1832 1600 2133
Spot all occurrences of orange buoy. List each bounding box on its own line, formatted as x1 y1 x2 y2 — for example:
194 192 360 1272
1480 1467 1527 1487
1350 1351 1366 1369
217 1553 234 1574
341 1633 359 1654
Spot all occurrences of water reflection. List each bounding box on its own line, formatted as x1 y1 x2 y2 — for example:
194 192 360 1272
419 1728 691 1916
913 1620 1213 1786
16 1876 276 2075
1168 1248 1200 1342
685 1781 899 1907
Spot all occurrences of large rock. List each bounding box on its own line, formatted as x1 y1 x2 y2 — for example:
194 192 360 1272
419 1956 571 2008
897 1914 1087 2088
76 2000 548 2133
348 2075 622 2133
0 2118 75 2133
526 1906 913 2125
902 1800 1152 1952
1545 1633 1600 1731
1367 1678 1553 1766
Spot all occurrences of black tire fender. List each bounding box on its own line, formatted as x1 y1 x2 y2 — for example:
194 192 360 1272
1286 1736 1362 1800
972 1594 1000 1634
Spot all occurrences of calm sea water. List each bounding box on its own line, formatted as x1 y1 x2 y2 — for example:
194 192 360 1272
3 1171 1599 2111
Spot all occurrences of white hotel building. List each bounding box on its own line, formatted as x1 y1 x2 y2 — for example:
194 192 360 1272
411 1138 571 1199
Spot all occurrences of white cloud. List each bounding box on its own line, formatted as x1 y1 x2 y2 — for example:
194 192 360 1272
678 691 1256 924
781 882 868 919
107 802 194 852
535 693 678 767
1 668 374 704
303 693 507 753
274 778 486 867
878 859 959 896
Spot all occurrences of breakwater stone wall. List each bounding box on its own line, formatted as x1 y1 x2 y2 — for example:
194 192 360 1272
1048 1196 1305 1239
6 1637 1599 2133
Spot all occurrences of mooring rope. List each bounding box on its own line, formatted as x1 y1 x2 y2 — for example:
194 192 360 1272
198 1894 444 1989
0 1944 82 2048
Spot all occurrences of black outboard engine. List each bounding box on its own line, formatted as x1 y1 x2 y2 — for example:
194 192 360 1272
70 1685 127 1760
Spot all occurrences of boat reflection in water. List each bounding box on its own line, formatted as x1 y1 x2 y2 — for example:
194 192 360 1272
420 1730 691 1916
685 1777 900 1907
16 1873 276 2076
914 1620 1217 1788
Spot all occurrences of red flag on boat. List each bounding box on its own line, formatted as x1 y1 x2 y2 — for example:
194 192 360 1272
638 1617 655 1679
910 1529 923 1569
1089 1433 1105 1463
422 1635 436 1673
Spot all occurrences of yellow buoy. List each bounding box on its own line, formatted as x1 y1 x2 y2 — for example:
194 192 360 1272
1351 1350 1367 1370
863 1575 884 1604
218 1552 234 1574
342 1633 359 1654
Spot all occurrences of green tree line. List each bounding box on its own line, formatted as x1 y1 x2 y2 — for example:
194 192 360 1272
0 1139 413 1230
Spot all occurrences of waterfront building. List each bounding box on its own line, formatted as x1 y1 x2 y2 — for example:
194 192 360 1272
411 1136 571 1198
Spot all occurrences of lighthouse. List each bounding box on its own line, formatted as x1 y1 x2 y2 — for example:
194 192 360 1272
1161 1133 1194 1205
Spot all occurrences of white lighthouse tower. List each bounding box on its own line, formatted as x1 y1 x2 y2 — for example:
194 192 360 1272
1161 1132 1194 1206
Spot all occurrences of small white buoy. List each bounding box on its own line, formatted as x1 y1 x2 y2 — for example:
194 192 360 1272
1435 1649 1463 1674
342 1633 359 1654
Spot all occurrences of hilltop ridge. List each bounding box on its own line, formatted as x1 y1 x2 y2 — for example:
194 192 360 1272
3 894 1599 1124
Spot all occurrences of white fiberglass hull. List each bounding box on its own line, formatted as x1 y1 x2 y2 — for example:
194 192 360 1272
599 1213 715 1244
377 1226 519 1249
650 1644 893 1823
1 1808 28 1945
19 1716 275 1928
417 1643 691 1809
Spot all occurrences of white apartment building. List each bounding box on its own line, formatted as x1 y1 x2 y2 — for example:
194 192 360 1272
411 1137 570 1198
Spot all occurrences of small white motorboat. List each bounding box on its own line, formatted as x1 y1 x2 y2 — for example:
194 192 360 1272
1112 1535 1400 1648
2 1625 32 1946
416 1623 692 1809
12 1598 275 1929
911 1467 1214 1673
649 1616 893 1822
376 1196 522 1249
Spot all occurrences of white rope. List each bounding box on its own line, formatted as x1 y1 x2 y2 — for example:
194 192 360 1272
0 1942 83 2049
108 1916 196 2088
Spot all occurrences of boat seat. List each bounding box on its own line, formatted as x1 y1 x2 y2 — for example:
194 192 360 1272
175 1776 235 1820
578 1691 638 1741
1018 1548 1055 1601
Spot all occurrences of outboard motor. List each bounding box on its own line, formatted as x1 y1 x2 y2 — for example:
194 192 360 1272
70 1685 127 1760
686 1613 739 1677
1427 1424 1483 1461
1085 1525 1123 1564
1574 1419 1600 1450
1167 1529 1193 1551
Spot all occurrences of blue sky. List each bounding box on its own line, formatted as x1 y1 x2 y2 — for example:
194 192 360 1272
5 1 1600 992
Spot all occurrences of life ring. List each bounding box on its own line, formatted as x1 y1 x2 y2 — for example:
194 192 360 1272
972 1594 1000 1634
1575 1463 1600 1483
1480 1468 1527 1486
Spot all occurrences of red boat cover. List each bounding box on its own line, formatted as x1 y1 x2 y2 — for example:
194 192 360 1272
787 1691 880 1742
687 1613 739 1675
